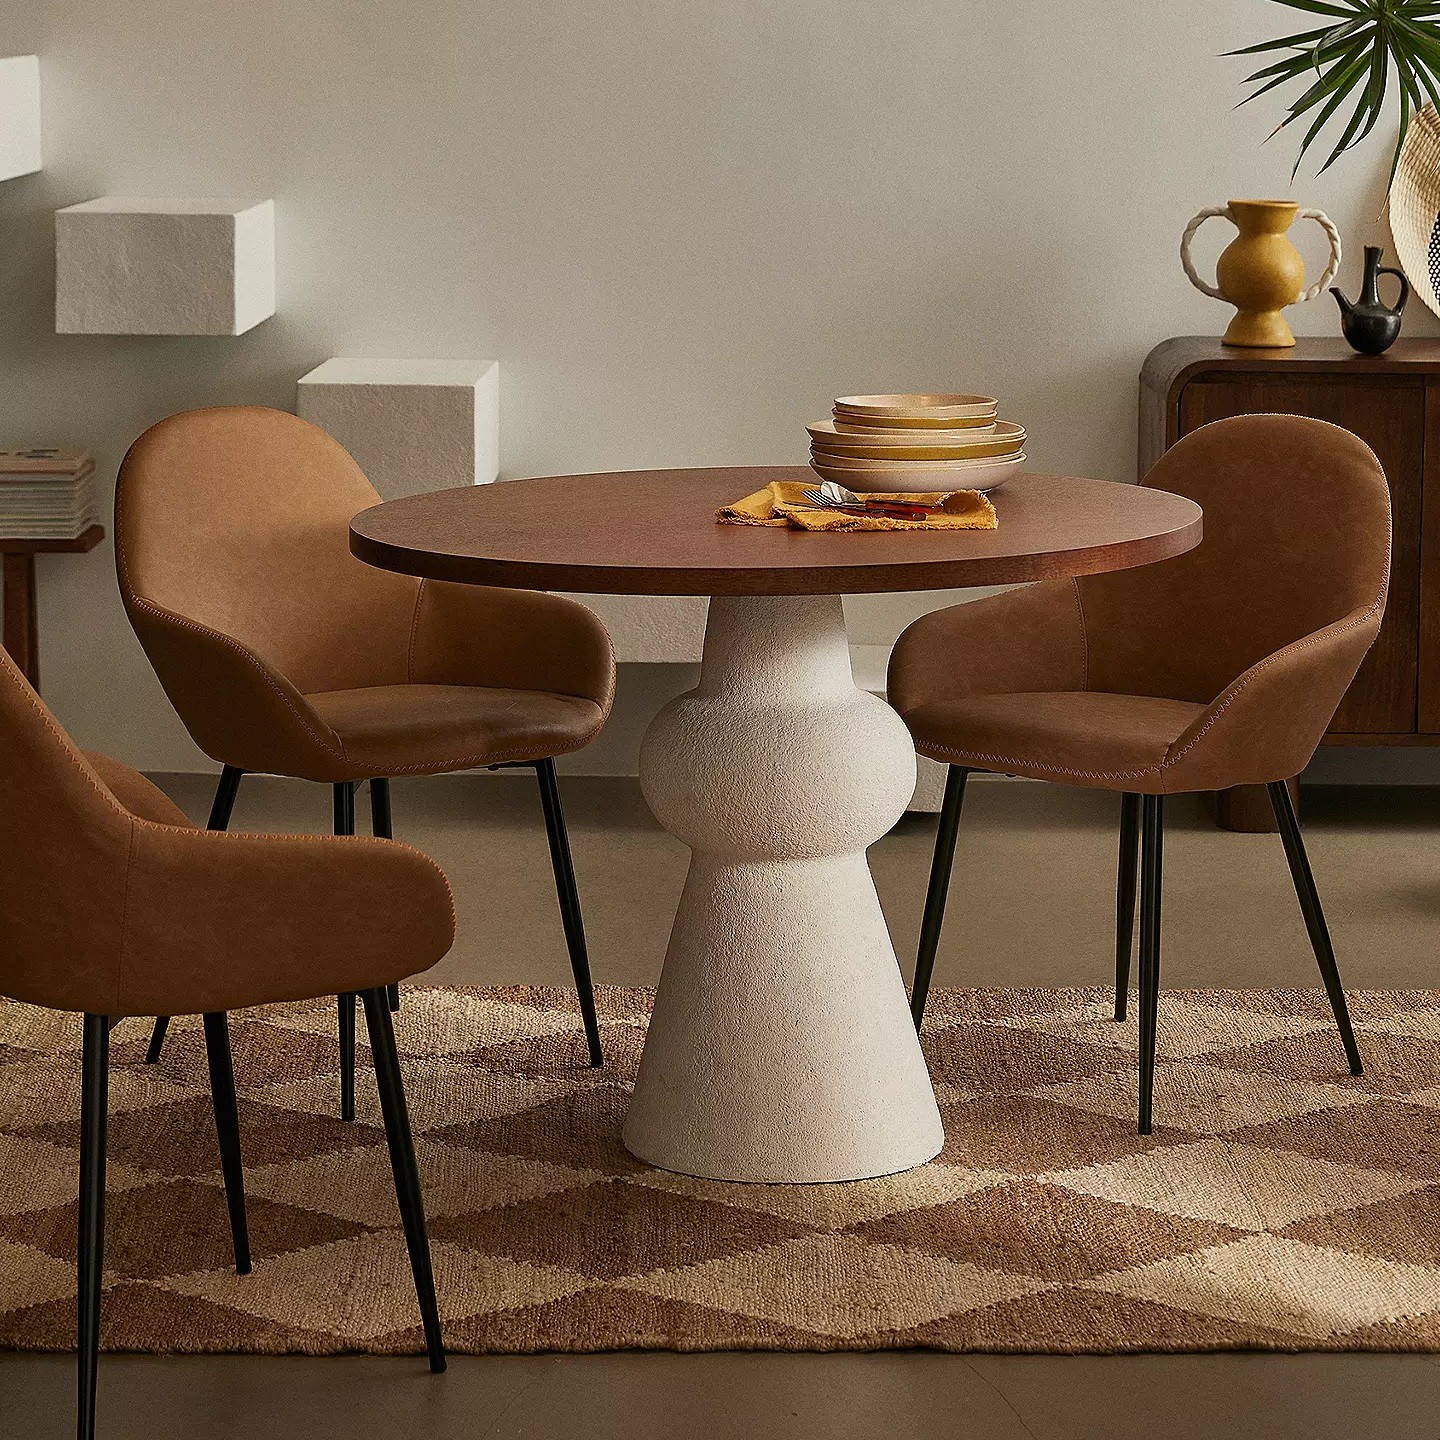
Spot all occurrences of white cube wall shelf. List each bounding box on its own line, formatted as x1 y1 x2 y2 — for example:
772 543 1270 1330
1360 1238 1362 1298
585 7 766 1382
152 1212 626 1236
0 57 41 181
55 198 276 336
297 359 500 499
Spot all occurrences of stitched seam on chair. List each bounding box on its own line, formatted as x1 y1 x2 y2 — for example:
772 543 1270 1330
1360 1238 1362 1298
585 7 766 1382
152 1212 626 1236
114 477 347 763
352 710 611 776
406 580 427 684
1158 599 1383 769
5 662 134 812
918 600 1385 784
129 818 461 918
113 817 138 1017
1071 578 1090 692
128 596 348 763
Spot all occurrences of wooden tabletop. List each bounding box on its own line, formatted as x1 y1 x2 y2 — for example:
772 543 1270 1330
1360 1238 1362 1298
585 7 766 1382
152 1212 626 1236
350 468 1203 597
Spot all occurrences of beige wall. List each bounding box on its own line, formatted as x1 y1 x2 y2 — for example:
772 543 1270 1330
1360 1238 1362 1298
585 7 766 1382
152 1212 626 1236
0 1 1425 772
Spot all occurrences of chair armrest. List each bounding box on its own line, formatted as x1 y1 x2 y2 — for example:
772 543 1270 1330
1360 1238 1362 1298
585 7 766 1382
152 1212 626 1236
408 579 616 709
1162 607 1383 791
81 751 192 828
115 823 455 1018
888 580 1088 714
125 597 348 778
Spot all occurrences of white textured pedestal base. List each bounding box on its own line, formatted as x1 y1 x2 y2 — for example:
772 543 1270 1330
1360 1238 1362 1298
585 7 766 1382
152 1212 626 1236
625 594 945 1183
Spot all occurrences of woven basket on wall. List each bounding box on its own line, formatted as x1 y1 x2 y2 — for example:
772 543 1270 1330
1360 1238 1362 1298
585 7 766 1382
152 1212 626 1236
1391 103 1440 320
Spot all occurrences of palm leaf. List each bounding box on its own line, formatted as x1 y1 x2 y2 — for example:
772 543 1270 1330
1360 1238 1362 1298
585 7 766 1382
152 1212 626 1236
1233 0 1440 174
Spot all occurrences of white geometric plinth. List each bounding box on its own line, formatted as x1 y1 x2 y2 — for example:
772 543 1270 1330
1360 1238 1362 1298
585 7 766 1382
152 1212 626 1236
55 198 276 336
298 359 499 498
625 593 945 1183
0 57 41 182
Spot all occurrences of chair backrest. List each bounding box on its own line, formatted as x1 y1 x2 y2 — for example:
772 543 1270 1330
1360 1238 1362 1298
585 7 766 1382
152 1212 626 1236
0 647 134 1013
1077 413 1391 703
115 406 420 694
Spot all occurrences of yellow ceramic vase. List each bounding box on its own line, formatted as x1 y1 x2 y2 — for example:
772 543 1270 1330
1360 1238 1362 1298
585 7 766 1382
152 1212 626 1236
1181 199 1342 349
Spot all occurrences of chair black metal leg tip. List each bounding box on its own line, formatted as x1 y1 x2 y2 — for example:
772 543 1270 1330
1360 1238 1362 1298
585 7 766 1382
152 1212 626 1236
429 1349 448 1374
145 1016 169 1064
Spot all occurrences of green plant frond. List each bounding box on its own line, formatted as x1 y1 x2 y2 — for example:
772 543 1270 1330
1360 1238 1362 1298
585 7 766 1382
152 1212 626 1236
1233 0 1440 175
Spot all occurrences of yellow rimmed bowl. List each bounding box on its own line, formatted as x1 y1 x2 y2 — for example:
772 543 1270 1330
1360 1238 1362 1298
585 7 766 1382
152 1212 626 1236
809 450 1026 495
833 393 998 429
809 419 1025 462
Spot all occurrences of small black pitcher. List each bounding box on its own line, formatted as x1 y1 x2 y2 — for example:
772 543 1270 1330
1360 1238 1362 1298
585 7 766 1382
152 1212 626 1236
1332 246 1410 355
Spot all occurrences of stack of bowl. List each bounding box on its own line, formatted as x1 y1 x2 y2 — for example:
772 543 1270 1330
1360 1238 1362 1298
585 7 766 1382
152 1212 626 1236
808 394 1025 494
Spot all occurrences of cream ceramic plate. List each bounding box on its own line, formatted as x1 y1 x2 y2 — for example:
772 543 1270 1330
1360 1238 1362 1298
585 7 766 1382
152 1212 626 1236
834 393 998 424
809 452 1025 494
809 419 1024 460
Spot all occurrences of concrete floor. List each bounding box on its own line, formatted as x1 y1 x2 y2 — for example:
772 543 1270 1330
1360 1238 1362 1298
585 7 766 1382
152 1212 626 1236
6 774 1440 1438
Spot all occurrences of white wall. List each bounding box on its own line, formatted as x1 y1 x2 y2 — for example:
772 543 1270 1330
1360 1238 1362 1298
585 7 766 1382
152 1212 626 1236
0 2 1424 772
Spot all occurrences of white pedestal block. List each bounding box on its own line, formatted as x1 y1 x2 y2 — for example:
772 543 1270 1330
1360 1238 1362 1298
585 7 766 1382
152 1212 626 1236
625 593 946 1183
298 359 499 499
55 198 276 335
0 57 41 182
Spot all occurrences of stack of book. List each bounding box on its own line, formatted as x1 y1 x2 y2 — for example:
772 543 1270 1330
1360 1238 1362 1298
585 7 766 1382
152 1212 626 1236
0 449 99 541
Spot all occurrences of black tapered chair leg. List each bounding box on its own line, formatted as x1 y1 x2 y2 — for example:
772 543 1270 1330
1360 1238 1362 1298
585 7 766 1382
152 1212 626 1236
1268 780 1364 1076
144 1016 169 1064
148 766 246 1065
362 989 446 1373
334 782 359 1120
202 1013 252 1276
912 766 970 1031
1115 793 1141 1022
1137 795 1165 1136
77 1014 109 1440
534 759 603 1067
338 992 357 1123
368 780 403 1014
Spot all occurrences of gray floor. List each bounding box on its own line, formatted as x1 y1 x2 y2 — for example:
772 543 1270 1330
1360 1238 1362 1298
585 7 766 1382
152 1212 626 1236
6 775 1440 1439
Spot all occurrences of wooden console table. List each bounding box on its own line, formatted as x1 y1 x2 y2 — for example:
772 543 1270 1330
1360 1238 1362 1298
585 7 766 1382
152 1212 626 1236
0 525 105 693
1142 337 1440 829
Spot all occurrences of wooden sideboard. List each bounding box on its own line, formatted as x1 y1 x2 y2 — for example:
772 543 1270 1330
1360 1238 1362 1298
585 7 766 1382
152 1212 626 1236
1141 336 1440 829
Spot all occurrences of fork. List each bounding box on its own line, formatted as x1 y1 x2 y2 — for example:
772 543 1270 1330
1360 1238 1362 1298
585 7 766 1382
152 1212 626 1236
801 485 937 518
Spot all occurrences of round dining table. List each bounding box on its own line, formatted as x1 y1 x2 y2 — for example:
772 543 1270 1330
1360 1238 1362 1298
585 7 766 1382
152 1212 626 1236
351 466 1203 1185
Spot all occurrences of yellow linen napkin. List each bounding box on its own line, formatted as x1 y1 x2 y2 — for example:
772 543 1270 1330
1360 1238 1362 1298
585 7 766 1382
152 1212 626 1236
718 480 997 532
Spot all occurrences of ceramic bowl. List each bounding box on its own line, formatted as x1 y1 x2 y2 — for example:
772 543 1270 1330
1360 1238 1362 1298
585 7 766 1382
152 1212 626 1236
831 412 998 432
808 419 1024 461
809 452 1025 495
833 393 998 424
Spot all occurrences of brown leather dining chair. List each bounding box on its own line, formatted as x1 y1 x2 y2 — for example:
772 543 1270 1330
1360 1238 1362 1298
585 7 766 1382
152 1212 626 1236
0 645 454 1439
889 414 1390 1134
114 406 616 1118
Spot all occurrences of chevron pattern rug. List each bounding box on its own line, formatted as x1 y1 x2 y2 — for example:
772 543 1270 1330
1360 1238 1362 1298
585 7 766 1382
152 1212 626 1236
0 986 1438 1355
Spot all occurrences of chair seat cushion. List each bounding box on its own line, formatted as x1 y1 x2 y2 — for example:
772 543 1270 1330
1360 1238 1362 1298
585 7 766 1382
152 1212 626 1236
305 684 606 775
901 691 1208 789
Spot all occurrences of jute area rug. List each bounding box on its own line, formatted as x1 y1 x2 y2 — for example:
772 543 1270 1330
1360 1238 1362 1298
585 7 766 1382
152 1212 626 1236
1 986 1438 1356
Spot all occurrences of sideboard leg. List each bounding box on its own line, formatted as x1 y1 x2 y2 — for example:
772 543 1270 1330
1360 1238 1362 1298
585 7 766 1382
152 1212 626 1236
1207 779 1298 833
1 553 39 691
